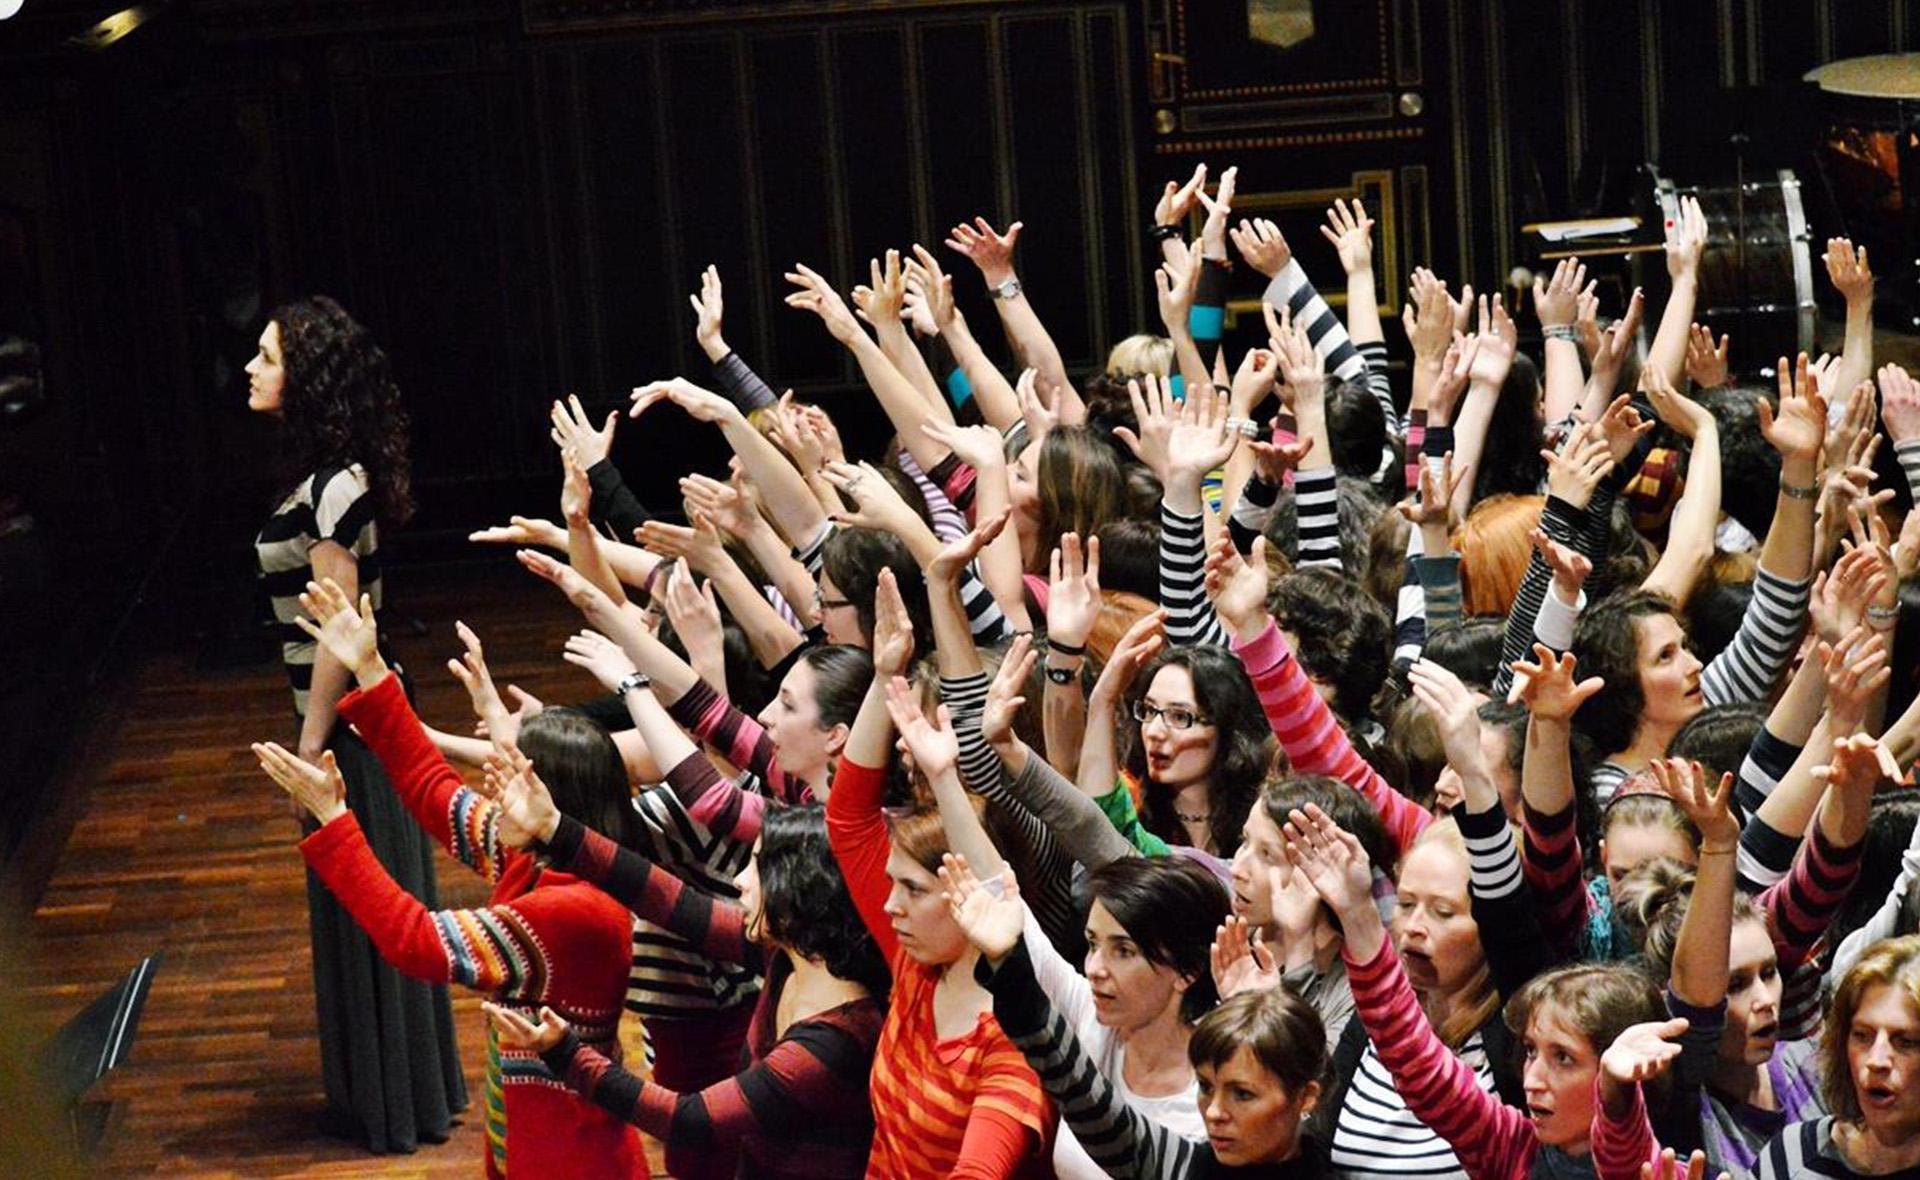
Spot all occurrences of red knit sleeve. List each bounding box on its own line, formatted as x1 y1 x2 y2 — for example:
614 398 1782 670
337 672 511 881
1520 800 1594 958
1231 622 1431 856
825 758 897 962
302 812 546 995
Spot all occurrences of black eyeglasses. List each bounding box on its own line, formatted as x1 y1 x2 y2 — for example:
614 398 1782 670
814 589 854 612
1132 700 1211 731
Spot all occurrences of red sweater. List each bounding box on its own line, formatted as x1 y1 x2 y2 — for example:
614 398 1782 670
825 757 1052 1180
300 673 643 1179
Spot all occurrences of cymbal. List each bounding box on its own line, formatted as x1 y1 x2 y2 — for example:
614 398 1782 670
1805 54 1920 100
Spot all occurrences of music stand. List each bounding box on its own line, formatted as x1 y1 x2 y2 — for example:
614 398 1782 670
35 953 161 1154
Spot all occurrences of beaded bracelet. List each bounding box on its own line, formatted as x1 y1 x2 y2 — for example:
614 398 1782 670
1543 324 1578 342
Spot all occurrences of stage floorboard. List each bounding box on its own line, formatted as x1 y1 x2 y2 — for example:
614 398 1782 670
15 560 669 1177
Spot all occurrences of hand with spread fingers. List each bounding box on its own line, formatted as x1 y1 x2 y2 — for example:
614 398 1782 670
254 741 349 825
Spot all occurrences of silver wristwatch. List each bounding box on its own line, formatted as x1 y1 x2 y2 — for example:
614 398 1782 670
614 671 653 696
990 276 1023 301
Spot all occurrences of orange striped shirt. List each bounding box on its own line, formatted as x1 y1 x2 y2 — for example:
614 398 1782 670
867 951 1052 1179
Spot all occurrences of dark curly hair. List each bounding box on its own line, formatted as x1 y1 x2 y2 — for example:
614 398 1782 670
755 804 891 998
1124 646 1272 858
1571 588 1680 758
1267 567 1392 724
271 296 414 527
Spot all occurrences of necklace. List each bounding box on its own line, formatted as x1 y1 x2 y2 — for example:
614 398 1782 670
1174 808 1210 824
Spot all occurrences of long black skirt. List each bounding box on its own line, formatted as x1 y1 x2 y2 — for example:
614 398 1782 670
303 722 468 1152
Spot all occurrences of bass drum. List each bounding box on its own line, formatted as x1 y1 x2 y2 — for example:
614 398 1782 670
1646 170 1815 373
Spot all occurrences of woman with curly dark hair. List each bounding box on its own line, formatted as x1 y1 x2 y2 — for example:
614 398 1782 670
485 795 889 1180
248 296 464 1152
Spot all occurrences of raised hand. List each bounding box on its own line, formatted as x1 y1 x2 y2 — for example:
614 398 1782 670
1399 452 1465 529
1089 608 1167 704
629 376 742 424
1427 334 1480 425
469 515 566 550
1665 195 1708 282
1759 353 1828 464
1532 257 1587 328
1195 165 1238 261
1155 239 1202 331
1229 217 1292 278
482 1002 569 1054
945 217 1023 285
1531 527 1593 605
1407 659 1489 782
983 634 1036 749
1248 425 1312 485
1016 367 1058 443
923 420 1007 475
871 566 915 679
1154 162 1209 229
550 393 618 470
517 547 623 625
560 445 592 527
768 392 829 477
1650 757 1738 850
476 744 562 848
1641 368 1715 439
1685 324 1731 390
939 853 1023 963
1319 196 1375 277
1509 643 1604 721
1282 804 1375 920
1047 533 1102 651
679 472 759 539
1402 268 1457 362
1269 303 1326 411
783 263 866 345
1881 363 1920 443
1601 1017 1691 1089
1164 381 1241 488
1113 373 1180 482
1204 531 1272 639
1641 1147 1730 1180
885 675 961 780
1825 237 1874 303
852 249 909 328
294 577 382 679
689 264 727 358
562 628 642 695
905 244 958 332
1468 294 1519 388
1820 626 1891 734
447 620 518 747
1812 731 1901 798
1575 282 1603 362
1210 914 1281 998
253 741 349 824
1588 288 1647 397
1229 346 1278 418
927 509 1010 587
1811 545 1893 644
635 516 728 575
1544 421 1615 509
665 566 725 675
1592 391 1656 464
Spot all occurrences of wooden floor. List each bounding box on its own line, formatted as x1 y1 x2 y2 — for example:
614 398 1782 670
10 561 668 1178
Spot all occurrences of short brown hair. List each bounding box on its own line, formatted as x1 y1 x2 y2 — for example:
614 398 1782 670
1188 986 1327 1097
1822 935 1920 1120
1504 964 1664 1066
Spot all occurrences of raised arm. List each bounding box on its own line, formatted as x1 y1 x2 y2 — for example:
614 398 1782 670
1535 257 1591 425
906 245 1020 432
1511 644 1607 955
1825 239 1876 399
1638 371 1721 606
1646 196 1707 388
629 377 826 548
946 217 1080 422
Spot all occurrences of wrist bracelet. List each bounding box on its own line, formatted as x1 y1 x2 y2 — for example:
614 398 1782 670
1869 605 1900 630
1699 845 1738 857
1148 224 1184 243
1543 324 1577 342
1224 416 1262 438
1047 637 1086 656
1780 481 1818 501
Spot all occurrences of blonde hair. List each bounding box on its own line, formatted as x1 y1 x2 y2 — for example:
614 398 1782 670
1404 819 1501 1048
1452 495 1545 618
1106 334 1175 378
1823 935 1920 1120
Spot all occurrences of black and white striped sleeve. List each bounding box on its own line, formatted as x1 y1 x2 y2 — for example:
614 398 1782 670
1700 566 1811 707
1293 466 1343 570
1263 260 1367 385
1158 502 1228 647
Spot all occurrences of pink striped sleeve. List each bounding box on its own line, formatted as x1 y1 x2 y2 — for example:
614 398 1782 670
1231 622 1431 856
1519 801 1594 958
1589 1079 1663 1180
666 679 807 804
1344 938 1535 1178
1757 823 1864 970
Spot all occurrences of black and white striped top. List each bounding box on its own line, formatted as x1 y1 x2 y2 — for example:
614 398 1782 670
623 782 762 1019
1755 1117 1910 1179
1328 1033 1492 1179
255 465 382 717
